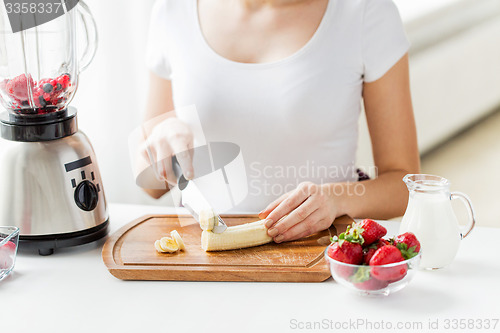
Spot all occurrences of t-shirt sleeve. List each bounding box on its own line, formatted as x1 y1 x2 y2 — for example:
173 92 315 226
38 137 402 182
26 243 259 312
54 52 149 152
146 0 172 80
362 0 410 82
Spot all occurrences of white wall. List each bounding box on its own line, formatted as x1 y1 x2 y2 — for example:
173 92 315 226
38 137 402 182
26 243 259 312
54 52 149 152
357 0 500 174
72 0 173 206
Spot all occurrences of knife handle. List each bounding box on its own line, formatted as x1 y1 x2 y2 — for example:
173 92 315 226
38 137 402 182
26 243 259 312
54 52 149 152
172 155 189 190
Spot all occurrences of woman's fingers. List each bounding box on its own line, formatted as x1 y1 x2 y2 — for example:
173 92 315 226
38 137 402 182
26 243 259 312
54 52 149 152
164 118 195 179
140 141 153 162
259 192 289 221
259 182 336 243
140 140 163 180
265 185 311 228
160 151 177 185
274 210 325 243
267 196 318 238
169 137 194 180
136 117 195 188
154 140 177 184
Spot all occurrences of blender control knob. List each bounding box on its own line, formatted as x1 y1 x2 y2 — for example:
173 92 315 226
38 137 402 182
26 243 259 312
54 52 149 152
74 180 98 211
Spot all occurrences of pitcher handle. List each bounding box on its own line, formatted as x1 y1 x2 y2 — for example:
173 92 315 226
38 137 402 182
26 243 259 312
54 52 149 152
76 1 98 73
450 191 476 239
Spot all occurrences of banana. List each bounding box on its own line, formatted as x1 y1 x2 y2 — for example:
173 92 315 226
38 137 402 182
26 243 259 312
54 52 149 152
154 240 166 253
199 209 217 231
159 236 179 253
170 230 185 251
154 230 185 253
155 212 273 253
201 219 272 251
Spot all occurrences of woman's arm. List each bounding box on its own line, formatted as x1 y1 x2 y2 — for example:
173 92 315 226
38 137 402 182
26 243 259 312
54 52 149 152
145 72 175 121
140 72 194 199
336 53 420 218
142 73 173 198
260 54 420 242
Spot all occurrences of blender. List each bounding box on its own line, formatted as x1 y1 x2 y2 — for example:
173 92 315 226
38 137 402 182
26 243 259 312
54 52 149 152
0 1 108 255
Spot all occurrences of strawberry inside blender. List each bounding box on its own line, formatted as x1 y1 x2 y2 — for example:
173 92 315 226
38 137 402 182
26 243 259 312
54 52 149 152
0 73 72 114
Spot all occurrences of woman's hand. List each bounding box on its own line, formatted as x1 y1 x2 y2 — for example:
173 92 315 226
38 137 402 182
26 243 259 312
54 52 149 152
258 182 340 243
140 116 194 185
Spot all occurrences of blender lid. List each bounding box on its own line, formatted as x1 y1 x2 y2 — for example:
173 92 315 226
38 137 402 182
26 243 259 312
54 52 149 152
0 107 78 142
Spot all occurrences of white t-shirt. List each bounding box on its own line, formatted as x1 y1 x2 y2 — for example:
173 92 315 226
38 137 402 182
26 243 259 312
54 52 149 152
146 0 410 212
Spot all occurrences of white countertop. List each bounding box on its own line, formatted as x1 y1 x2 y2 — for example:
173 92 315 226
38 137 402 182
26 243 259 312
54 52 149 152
2 203 499 333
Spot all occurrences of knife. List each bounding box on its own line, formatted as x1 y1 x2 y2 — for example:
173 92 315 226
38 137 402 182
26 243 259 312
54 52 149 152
172 155 227 233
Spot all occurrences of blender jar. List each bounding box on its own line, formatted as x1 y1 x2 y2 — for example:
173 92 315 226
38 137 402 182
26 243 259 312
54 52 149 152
0 1 97 115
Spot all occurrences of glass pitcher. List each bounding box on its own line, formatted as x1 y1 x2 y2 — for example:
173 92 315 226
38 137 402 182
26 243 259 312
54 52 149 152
400 174 475 269
0 1 97 114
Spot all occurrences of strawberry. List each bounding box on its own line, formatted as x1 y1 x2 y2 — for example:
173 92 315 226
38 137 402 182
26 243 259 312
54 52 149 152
363 238 389 265
363 248 376 265
32 87 47 108
327 241 363 279
351 266 389 291
353 219 387 246
327 241 363 264
6 74 34 100
0 78 8 92
355 277 389 291
56 73 71 90
379 238 389 246
369 245 407 282
355 275 390 290
0 240 16 269
394 232 420 259
8 96 22 109
52 97 66 106
38 78 57 94
38 78 61 106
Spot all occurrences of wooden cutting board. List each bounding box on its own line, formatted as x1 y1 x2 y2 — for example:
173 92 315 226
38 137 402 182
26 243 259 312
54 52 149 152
102 214 353 282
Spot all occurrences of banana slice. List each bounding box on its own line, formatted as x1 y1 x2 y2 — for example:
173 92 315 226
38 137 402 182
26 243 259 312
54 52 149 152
199 209 217 231
159 236 179 253
170 230 185 251
154 240 166 253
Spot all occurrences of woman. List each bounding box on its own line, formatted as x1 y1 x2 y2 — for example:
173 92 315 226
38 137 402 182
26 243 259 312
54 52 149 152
141 0 420 243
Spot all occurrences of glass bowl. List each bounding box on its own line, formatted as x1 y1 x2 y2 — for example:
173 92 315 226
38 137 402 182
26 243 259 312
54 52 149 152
0 226 20 281
324 247 421 296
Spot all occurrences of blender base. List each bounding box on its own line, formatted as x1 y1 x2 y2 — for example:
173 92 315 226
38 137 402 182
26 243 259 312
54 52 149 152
19 220 109 256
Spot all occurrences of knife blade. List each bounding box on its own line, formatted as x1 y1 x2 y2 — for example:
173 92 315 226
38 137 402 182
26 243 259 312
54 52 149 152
172 156 227 233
